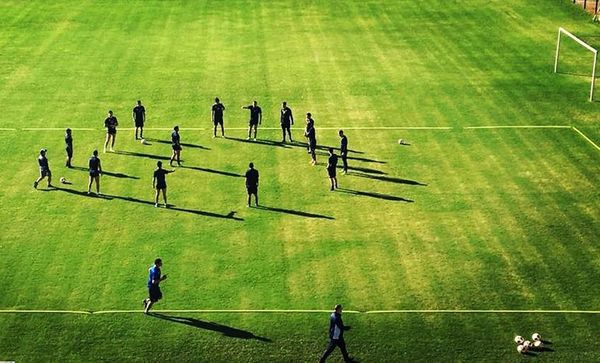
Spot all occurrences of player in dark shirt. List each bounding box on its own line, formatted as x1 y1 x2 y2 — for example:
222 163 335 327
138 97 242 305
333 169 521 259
319 304 353 363
245 162 259 207
212 97 226 138
103 110 118 153
132 100 146 140
339 130 348 174
87 149 102 195
280 101 294 142
65 128 73 168
153 161 175 208
242 100 262 141
33 148 53 189
169 126 182 167
327 148 339 191
304 113 317 165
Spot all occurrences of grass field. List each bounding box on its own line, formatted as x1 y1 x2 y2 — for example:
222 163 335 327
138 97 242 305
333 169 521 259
1 0 599 361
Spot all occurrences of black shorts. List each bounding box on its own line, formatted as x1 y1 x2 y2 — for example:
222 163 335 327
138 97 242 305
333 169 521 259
107 129 117 135
327 167 337 178
246 185 258 195
89 170 100 177
156 183 167 190
172 144 182 151
135 120 144 128
66 147 73 158
148 285 162 302
249 121 259 127
281 123 291 129
213 119 223 126
40 169 51 178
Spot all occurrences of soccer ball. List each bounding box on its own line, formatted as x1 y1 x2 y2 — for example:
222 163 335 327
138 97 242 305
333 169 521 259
60 177 67 184
514 335 524 345
140 138 146 144
398 139 404 145
523 340 531 348
533 340 543 348
532 333 541 341
517 344 525 353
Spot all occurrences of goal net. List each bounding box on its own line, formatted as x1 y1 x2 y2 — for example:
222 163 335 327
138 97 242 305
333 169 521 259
554 27 598 101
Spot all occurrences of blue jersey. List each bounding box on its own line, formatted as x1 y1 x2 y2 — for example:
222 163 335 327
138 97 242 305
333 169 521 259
147 265 161 288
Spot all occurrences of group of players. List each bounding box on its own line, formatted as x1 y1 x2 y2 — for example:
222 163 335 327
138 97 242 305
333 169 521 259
34 98 351 205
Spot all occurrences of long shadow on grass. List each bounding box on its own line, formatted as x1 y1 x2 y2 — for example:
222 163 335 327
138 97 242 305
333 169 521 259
227 136 291 149
337 165 386 175
181 165 243 178
291 141 364 154
255 205 334 220
145 138 210 150
149 313 272 342
336 188 413 202
115 150 170 161
71 166 139 179
47 187 243 220
348 171 426 186
346 155 386 164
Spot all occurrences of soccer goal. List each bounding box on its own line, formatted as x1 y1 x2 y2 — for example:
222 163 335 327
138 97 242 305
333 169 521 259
554 27 598 101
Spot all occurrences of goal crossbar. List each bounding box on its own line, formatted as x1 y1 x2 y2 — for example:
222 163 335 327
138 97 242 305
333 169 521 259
554 27 598 101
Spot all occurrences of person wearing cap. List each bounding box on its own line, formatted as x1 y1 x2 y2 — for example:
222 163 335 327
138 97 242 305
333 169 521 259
319 304 354 363
212 97 226 138
169 126 182 167
87 149 102 195
103 110 118 153
153 161 175 208
65 128 73 168
245 162 259 207
143 258 167 314
33 148 53 189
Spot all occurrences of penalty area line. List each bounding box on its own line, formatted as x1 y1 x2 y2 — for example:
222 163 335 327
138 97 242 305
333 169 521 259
463 125 571 129
572 126 600 151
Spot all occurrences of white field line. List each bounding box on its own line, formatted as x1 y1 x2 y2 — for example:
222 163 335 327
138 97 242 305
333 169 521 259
22 128 96 131
0 128 17 131
572 126 600 151
463 125 571 129
0 308 598 315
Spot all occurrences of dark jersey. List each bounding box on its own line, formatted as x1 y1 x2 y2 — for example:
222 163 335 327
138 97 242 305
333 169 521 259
89 156 101 172
245 105 262 123
65 133 73 149
212 103 225 121
154 168 170 188
340 135 348 154
328 312 346 340
171 131 180 146
328 154 338 169
280 107 293 124
38 155 49 170
245 168 259 187
133 105 145 122
104 116 118 133
306 125 316 142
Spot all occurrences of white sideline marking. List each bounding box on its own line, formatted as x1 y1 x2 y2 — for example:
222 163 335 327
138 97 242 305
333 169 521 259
22 128 96 131
0 308 598 315
0 128 17 131
463 125 570 129
572 126 600 151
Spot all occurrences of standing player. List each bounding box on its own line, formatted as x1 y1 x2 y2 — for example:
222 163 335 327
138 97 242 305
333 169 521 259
132 100 146 140
245 162 259 207
103 110 118 153
65 128 73 168
326 148 339 191
280 101 294 142
143 258 167 314
339 130 348 174
169 126 182 167
33 148 52 189
212 97 226 138
318 304 354 363
87 149 102 195
153 161 175 208
242 100 262 141
304 113 317 165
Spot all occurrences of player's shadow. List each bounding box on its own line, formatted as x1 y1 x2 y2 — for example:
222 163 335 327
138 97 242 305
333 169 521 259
290 141 364 154
227 136 291 149
115 150 170 161
180 165 243 178
149 313 272 342
336 188 413 202
145 138 210 150
337 165 386 175
346 155 386 164
255 205 334 220
349 172 427 186
72 166 140 179
47 187 243 220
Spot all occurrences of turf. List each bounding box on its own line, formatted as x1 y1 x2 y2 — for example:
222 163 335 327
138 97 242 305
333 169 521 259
0 0 599 362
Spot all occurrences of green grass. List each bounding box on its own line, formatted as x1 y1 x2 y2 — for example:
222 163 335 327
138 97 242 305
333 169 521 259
1 0 599 361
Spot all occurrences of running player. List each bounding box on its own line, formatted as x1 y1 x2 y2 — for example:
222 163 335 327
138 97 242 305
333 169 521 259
33 148 52 189
242 100 262 140
153 161 175 208
103 110 118 153
339 130 348 174
280 101 294 142
87 149 102 194
132 100 146 140
305 113 317 165
169 126 182 167
245 162 259 207
65 128 73 168
212 97 226 138
143 258 167 314
327 148 339 191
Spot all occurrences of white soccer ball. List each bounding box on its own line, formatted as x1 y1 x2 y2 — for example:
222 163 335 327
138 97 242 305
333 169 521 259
398 139 404 144
532 333 541 341
523 340 531 348
140 138 146 144
533 340 543 348
514 335 524 344
517 345 525 353
60 177 66 184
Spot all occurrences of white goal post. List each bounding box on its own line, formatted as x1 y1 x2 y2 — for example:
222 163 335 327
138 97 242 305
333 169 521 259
554 27 598 101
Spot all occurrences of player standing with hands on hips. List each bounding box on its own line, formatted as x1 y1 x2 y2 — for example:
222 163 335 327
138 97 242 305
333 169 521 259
242 100 262 141
143 258 167 314
87 149 102 195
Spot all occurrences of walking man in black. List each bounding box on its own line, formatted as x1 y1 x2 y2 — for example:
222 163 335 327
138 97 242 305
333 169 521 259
103 110 118 153
169 126 182 167
339 130 348 174
212 97 226 138
319 304 354 363
65 128 73 168
304 113 317 165
132 100 146 140
245 162 259 207
242 100 262 141
153 161 175 208
327 148 339 191
33 148 52 189
87 149 102 195
280 101 294 142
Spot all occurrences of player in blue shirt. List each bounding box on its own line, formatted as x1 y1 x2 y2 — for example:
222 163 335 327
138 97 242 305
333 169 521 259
319 304 353 362
143 258 167 314
169 126 182 167
33 148 53 189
